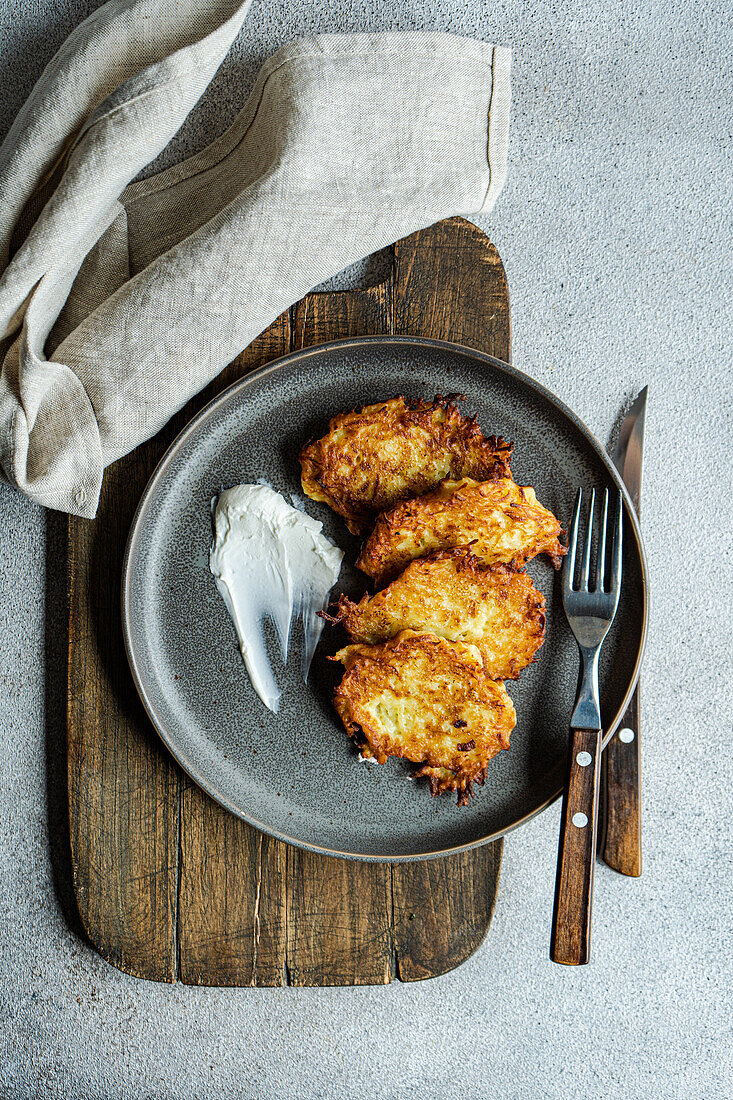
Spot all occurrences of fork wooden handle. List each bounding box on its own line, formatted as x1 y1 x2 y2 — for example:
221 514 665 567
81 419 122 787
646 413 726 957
550 727 602 966
601 684 642 876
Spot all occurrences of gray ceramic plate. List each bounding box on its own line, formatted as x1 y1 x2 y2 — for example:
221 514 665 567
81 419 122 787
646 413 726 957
122 337 648 861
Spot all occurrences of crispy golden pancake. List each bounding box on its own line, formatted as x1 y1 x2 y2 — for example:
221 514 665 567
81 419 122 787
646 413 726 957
357 477 566 585
333 630 516 805
299 396 512 535
333 549 545 680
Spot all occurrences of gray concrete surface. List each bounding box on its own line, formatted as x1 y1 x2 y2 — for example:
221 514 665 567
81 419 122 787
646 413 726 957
1 1 732 1097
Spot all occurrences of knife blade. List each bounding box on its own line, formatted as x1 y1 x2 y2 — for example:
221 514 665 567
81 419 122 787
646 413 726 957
612 386 647 515
602 386 647 876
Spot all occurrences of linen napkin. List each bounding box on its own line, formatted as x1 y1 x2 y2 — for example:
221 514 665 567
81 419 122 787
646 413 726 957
0 0 510 518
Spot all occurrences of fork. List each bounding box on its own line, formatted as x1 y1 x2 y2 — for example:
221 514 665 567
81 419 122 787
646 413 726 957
550 487 623 966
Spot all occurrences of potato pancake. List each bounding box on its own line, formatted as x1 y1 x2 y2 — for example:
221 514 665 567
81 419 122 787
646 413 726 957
299 395 512 535
357 476 566 585
332 549 545 680
333 630 516 805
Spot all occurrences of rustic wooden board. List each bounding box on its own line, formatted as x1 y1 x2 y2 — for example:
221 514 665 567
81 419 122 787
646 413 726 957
67 216 510 985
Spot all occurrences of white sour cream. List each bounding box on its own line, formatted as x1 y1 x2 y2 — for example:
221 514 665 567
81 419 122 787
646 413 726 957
209 484 344 713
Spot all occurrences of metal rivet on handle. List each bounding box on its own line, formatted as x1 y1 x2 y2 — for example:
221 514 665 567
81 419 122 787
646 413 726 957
572 812 588 828
618 727 635 743
576 751 592 767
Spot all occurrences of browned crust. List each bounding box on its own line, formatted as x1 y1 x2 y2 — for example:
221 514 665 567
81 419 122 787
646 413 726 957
329 548 546 681
299 395 513 535
357 477 567 585
412 764 487 807
332 631 515 805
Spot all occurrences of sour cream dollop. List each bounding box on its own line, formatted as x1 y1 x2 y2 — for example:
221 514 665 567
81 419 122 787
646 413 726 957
209 484 344 713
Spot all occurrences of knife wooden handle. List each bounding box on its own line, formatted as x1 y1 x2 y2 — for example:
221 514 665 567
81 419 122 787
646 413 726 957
601 683 642 876
550 727 602 966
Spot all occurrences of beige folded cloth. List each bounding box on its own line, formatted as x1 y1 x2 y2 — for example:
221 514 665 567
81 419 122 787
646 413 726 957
0 0 510 517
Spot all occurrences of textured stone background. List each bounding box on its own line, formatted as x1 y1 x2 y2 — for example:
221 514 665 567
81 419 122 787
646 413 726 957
1 2 731 1098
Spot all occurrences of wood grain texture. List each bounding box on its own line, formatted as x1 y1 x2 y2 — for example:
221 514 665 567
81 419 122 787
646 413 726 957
68 451 179 982
67 216 510 985
601 686 642 876
550 727 602 966
286 850 394 987
393 217 510 362
392 844 503 982
178 781 288 986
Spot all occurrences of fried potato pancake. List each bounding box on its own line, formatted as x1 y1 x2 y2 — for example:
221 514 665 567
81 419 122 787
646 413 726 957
299 395 512 535
357 477 566 586
332 549 545 680
333 630 516 805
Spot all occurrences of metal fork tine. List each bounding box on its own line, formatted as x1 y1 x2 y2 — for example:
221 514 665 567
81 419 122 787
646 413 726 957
609 490 623 595
564 488 582 593
596 488 609 591
579 488 595 591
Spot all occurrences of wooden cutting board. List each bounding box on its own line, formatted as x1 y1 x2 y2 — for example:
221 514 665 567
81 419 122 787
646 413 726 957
67 216 510 986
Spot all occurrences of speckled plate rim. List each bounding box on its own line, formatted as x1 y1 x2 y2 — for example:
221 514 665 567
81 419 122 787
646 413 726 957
122 335 649 862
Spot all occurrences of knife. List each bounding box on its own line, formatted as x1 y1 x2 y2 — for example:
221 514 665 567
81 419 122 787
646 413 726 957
601 386 647 876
